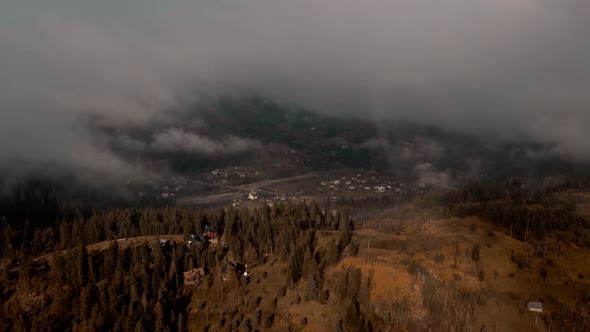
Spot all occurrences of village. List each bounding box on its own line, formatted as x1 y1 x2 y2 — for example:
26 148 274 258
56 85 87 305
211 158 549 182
129 165 424 208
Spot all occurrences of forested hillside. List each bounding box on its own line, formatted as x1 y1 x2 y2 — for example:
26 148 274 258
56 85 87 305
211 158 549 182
0 202 353 331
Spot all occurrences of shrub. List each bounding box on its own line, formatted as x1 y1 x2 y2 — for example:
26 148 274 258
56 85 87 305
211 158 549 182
433 253 445 264
318 289 330 304
511 253 529 269
407 261 428 276
539 267 548 280
477 295 486 305
579 288 590 303
264 314 274 328
471 244 480 262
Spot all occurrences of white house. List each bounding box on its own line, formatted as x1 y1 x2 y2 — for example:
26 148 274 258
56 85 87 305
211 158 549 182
526 302 543 313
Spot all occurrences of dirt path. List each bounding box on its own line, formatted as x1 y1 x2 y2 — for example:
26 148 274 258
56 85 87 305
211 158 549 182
32 234 184 264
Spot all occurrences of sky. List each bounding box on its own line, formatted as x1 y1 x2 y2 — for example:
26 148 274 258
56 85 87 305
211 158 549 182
1 0 590 180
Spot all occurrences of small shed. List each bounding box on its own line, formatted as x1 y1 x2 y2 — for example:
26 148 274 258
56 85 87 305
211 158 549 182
526 302 543 313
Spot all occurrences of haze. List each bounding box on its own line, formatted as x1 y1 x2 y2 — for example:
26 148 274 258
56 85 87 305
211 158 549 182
2 0 590 178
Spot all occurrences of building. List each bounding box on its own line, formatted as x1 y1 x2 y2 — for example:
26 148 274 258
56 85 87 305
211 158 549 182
188 234 208 245
248 191 259 200
203 226 217 239
203 226 218 244
183 267 207 286
526 302 543 313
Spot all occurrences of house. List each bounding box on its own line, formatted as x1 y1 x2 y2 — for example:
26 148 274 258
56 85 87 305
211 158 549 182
183 267 207 286
188 234 208 245
202 226 218 244
203 226 217 239
248 191 259 200
526 302 543 313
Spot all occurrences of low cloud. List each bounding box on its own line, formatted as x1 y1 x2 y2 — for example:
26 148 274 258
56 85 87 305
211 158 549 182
2 0 590 181
150 129 262 154
413 163 452 188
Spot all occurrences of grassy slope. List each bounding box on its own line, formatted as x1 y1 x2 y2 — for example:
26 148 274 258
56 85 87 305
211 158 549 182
346 212 590 331
183 192 590 331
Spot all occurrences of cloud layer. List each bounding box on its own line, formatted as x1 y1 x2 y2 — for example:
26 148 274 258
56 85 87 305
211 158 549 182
2 0 590 178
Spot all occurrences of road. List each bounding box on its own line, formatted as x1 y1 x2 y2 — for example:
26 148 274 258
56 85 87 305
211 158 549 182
177 172 320 206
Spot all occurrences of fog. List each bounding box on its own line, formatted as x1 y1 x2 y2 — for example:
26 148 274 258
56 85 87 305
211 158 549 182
2 0 590 179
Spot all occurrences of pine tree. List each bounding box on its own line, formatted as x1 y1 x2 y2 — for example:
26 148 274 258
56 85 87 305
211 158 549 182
334 271 348 299
154 300 165 332
303 276 318 302
346 267 362 301
287 245 304 285
75 243 89 289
